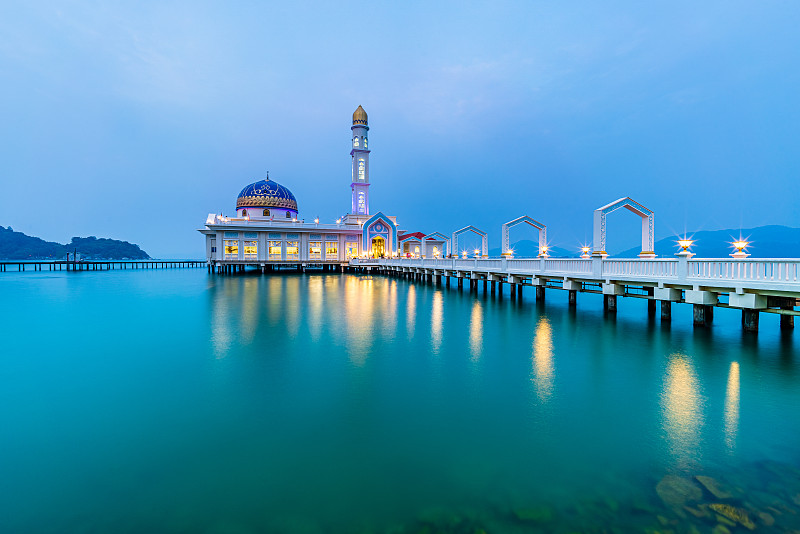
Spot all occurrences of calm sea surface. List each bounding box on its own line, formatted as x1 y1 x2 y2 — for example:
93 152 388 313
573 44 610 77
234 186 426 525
1 269 799 533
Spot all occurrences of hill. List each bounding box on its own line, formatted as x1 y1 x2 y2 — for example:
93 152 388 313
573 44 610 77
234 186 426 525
615 225 800 258
0 226 150 260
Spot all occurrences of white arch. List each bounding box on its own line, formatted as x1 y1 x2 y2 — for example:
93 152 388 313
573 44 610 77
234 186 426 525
421 231 450 257
592 197 655 257
502 215 547 256
452 226 488 257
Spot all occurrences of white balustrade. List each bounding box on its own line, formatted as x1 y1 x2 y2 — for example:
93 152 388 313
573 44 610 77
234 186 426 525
689 259 800 283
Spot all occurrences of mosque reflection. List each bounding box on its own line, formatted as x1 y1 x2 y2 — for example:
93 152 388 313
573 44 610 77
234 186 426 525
661 354 704 466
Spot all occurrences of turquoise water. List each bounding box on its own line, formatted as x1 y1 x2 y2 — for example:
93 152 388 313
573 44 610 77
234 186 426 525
1 269 799 533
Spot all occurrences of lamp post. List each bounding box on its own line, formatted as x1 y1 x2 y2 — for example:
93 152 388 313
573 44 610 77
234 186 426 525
581 246 591 259
538 245 549 258
731 240 750 259
676 238 694 258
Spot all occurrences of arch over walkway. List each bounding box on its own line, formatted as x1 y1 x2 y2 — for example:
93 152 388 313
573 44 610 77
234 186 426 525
422 231 450 257
592 197 655 257
452 226 488 257
502 215 547 256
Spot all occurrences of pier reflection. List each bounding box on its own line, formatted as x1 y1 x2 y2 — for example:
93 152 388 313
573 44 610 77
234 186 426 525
661 354 704 466
724 361 740 451
531 317 554 402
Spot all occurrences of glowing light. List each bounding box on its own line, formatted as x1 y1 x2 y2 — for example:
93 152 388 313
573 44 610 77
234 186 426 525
474 249 480 258
730 238 750 258
314 217 319 224
336 219 341 224
677 238 694 251
539 245 549 257
580 246 591 258
461 250 468 259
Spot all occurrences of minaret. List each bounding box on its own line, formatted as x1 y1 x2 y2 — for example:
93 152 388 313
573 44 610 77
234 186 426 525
350 105 370 215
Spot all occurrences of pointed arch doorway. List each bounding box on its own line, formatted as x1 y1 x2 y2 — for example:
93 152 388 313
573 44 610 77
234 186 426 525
371 236 385 258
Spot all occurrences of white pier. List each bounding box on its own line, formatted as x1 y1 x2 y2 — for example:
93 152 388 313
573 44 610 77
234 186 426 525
352 256 800 333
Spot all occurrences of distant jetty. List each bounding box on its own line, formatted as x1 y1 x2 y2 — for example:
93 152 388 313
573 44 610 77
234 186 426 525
0 226 149 260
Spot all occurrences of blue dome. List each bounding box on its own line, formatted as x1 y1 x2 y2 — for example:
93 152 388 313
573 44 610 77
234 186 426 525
236 178 298 212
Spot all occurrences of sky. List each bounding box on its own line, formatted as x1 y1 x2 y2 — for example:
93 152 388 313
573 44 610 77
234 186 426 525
0 1 798 258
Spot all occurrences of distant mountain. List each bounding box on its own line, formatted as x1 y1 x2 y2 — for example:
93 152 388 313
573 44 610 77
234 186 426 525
0 226 150 260
615 225 800 258
488 239 575 258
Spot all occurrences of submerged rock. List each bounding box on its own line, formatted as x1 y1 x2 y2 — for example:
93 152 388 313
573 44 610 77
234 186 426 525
759 511 775 526
655 475 703 508
512 505 555 523
695 476 734 499
709 503 756 530
711 525 731 534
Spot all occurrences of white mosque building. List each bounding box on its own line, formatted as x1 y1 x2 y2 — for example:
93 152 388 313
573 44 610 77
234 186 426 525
199 106 446 271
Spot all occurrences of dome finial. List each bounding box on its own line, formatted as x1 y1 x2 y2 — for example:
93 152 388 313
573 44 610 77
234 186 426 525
353 105 368 125
266 170 269 181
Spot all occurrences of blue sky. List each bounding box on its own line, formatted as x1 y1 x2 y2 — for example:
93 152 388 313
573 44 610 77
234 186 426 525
1 1 798 257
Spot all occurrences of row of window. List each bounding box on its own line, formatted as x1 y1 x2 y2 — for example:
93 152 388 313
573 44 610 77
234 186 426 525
222 241 358 259
240 209 292 218
352 136 368 148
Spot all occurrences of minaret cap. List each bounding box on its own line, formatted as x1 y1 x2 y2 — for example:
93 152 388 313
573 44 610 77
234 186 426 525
353 105 368 125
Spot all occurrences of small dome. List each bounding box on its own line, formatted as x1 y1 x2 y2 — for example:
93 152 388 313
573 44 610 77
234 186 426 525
236 177 298 212
353 105 368 125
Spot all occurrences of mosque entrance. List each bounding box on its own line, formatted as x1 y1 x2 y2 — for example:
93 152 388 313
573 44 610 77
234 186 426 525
371 236 385 258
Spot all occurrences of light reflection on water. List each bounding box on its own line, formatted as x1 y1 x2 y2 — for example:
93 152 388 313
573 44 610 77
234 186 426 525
1 270 800 533
725 361 740 451
431 291 443 354
469 299 483 360
531 317 554 402
661 353 705 468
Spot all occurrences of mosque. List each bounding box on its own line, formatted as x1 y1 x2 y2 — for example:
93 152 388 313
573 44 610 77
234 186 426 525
199 106 446 269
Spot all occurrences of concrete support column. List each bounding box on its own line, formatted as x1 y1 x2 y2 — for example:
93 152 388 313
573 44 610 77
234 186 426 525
660 301 671 322
780 298 795 330
693 304 713 327
568 290 577 307
483 280 487 293
491 280 496 295
604 295 617 313
742 309 759 333
510 283 517 299
517 284 523 299
535 286 545 301
446 276 450 288
457 278 463 290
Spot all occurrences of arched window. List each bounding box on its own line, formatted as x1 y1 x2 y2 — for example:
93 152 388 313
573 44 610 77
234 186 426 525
353 137 359 147
263 209 270 216
286 212 292 218
241 209 247 217
363 136 367 148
